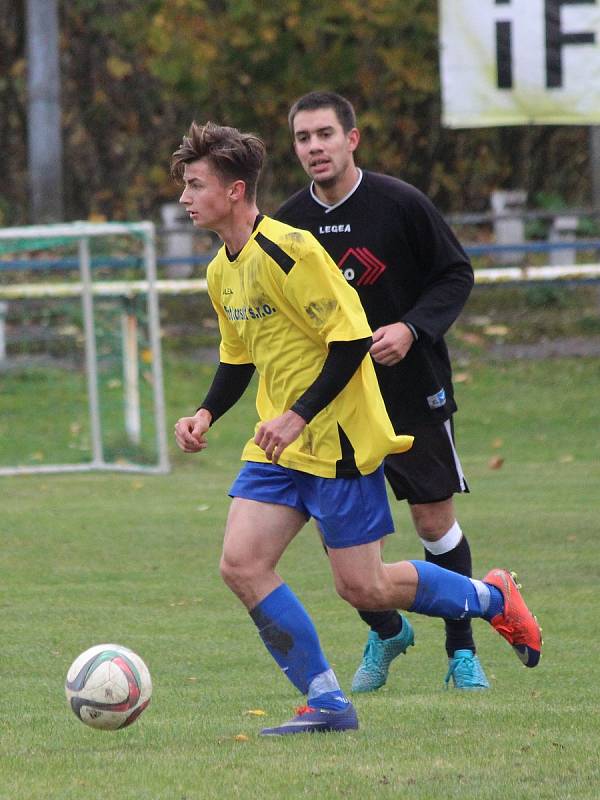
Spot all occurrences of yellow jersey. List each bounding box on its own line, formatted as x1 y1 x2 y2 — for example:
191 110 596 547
207 216 413 477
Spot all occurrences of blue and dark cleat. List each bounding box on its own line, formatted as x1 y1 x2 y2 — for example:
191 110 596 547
351 616 415 693
260 703 358 736
445 649 490 689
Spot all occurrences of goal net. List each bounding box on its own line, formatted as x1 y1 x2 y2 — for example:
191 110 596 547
0 221 170 475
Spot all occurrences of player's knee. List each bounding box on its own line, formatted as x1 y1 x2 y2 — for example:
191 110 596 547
411 502 455 539
219 553 254 594
334 577 384 610
218 554 236 589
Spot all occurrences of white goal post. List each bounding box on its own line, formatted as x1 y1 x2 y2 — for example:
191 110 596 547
0 221 170 476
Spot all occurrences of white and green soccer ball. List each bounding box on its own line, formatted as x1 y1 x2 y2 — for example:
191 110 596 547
65 643 152 730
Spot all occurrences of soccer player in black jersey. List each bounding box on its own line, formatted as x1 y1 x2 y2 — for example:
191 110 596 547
276 91 489 691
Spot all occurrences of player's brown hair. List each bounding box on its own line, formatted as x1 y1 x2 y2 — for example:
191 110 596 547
288 91 357 134
171 121 265 200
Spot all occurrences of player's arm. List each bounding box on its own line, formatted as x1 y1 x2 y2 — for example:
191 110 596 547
401 265 473 343
175 265 255 454
174 362 255 453
397 192 474 344
254 337 371 463
291 337 372 422
372 249 471 367
374 187 474 345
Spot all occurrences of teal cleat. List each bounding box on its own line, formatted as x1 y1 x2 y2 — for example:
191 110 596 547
351 617 415 693
444 649 490 690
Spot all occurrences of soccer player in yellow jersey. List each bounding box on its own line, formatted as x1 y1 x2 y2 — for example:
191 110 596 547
172 122 542 736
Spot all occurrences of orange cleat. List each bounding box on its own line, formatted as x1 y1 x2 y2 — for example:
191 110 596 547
483 569 542 668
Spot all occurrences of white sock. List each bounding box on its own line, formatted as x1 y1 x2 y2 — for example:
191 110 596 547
470 579 491 615
420 520 463 556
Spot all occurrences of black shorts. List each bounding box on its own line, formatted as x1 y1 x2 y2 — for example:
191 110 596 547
383 418 469 505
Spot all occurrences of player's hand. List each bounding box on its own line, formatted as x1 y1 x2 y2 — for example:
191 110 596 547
370 322 415 366
254 410 306 464
174 409 212 453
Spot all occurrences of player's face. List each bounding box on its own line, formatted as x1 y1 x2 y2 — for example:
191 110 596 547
179 159 233 231
292 108 359 188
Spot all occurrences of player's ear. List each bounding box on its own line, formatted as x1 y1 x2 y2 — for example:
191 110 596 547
228 180 246 202
348 127 360 152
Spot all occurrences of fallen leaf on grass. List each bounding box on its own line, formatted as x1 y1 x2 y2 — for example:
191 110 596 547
454 372 471 384
488 456 504 470
244 709 267 717
458 332 485 346
234 734 249 742
469 315 492 327
484 324 509 337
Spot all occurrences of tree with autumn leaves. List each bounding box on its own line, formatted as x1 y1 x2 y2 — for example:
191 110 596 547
0 0 590 226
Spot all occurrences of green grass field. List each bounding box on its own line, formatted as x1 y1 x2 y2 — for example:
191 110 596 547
2 357 599 799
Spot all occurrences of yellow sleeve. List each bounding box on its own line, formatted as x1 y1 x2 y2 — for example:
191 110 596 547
284 241 372 344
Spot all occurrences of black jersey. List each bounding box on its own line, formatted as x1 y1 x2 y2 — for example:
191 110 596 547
275 170 473 429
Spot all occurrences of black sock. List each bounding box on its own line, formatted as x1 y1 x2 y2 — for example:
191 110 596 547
357 609 403 640
425 535 476 657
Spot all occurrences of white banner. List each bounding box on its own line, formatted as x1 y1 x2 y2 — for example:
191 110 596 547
439 0 600 127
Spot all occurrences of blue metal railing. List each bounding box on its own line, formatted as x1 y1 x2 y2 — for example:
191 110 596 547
1 241 600 275
0 255 215 271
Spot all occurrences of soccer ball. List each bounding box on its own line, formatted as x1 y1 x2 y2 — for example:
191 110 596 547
65 643 152 730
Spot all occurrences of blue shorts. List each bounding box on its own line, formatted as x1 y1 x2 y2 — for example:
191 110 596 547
229 461 394 549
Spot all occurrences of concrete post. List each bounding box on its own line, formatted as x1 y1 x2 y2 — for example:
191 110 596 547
160 203 194 278
590 127 600 213
549 216 578 267
490 190 527 264
0 302 8 362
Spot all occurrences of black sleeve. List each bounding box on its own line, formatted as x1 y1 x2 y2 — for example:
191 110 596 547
197 362 255 424
290 337 372 423
399 190 473 342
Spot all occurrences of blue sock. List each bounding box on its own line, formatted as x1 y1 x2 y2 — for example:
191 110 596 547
249 584 348 711
483 583 504 620
409 560 493 620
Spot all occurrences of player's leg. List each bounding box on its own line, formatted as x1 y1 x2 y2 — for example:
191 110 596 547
385 420 488 689
355 535 415 691
220 495 302 608
351 540 415 693
316 526 414 694
351 607 415 693
304 466 413 693
312 465 541 668
223 462 357 735
327 544 541 669
410 498 488 689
